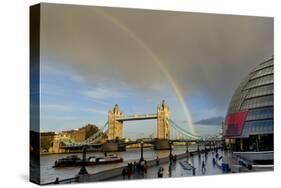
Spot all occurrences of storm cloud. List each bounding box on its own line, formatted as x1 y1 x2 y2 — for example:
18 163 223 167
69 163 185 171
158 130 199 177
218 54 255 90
40 3 273 113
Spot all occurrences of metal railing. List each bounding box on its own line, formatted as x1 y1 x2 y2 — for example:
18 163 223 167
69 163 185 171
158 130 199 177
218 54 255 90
41 176 79 185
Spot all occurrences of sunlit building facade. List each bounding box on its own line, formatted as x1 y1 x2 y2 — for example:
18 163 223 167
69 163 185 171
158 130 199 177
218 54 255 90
224 57 273 155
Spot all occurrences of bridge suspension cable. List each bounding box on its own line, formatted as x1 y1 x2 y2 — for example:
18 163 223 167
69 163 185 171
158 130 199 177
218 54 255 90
83 121 109 144
168 119 202 140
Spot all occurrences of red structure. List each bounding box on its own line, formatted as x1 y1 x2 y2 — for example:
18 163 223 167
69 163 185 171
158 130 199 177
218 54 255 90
224 111 248 137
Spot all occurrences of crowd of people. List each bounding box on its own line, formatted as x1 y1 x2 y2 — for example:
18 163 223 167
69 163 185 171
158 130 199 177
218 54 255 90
121 145 224 180
122 160 148 179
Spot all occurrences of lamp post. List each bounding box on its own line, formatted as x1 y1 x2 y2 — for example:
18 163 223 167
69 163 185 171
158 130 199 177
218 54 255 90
140 141 144 162
185 142 189 153
169 141 173 164
78 147 88 175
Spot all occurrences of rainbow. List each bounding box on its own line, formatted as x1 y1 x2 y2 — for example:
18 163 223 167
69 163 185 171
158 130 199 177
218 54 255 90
95 8 197 134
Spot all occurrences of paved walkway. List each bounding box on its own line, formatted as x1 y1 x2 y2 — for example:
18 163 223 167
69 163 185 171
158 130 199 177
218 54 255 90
112 149 226 181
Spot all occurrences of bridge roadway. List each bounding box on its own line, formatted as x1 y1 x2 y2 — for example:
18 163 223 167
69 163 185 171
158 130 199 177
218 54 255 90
116 114 158 121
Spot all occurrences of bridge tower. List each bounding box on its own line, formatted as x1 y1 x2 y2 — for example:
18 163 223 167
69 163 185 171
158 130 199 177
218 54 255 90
157 100 170 139
51 135 63 153
108 104 123 140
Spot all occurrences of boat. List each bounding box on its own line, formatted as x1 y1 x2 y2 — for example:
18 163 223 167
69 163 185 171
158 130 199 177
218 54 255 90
53 154 123 168
87 154 123 165
53 155 81 168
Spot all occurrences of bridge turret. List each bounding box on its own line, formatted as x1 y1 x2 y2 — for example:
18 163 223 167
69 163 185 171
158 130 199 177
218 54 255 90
157 100 170 139
108 104 123 140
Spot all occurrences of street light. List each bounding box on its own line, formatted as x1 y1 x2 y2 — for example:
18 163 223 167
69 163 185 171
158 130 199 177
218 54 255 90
204 142 207 151
78 147 88 175
185 142 189 153
140 141 144 162
169 141 173 164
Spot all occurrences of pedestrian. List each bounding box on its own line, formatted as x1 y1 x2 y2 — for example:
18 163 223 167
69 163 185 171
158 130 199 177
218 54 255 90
158 167 164 178
129 162 133 172
136 161 140 172
169 153 173 163
173 154 177 162
144 163 148 174
127 167 131 179
169 164 172 177
133 161 137 173
54 177 59 184
140 160 144 171
202 161 205 170
156 156 160 166
212 157 216 167
122 167 127 179
192 167 196 176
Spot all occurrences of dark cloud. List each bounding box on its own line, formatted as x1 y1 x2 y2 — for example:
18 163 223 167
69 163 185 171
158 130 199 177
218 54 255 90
193 116 224 125
40 3 273 112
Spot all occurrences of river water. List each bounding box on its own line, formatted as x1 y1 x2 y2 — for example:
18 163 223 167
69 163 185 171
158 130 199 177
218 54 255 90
40 144 205 184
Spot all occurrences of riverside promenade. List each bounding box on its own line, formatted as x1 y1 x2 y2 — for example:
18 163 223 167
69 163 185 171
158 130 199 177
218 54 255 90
78 149 226 183
44 148 252 185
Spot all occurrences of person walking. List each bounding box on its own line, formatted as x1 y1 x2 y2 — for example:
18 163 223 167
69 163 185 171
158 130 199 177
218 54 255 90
192 167 196 176
212 157 216 167
169 153 173 164
54 177 59 184
201 161 206 174
144 162 148 174
156 156 160 166
173 154 177 162
133 161 137 173
127 167 132 179
158 167 164 178
202 161 205 169
122 167 127 180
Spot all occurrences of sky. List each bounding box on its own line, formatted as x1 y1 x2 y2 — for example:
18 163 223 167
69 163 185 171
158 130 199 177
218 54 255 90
39 3 273 138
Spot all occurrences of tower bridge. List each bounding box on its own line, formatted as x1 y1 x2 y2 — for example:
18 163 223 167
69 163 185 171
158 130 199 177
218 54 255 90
108 100 170 140
57 100 209 152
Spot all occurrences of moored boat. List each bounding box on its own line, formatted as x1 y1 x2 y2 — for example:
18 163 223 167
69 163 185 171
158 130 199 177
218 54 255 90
53 154 123 168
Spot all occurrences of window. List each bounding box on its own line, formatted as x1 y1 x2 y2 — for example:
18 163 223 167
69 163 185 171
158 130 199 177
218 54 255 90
246 107 273 121
244 75 273 90
242 120 273 137
250 66 273 80
245 85 273 99
241 95 273 110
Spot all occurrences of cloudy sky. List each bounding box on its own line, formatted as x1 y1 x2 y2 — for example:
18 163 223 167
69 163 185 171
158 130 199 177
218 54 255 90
39 3 273 138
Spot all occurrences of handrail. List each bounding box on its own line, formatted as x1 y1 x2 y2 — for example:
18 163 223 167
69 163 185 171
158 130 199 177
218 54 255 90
41 176 79 185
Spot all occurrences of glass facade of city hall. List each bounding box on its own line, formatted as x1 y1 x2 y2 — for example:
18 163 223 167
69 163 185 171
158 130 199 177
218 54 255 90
224 57 273 152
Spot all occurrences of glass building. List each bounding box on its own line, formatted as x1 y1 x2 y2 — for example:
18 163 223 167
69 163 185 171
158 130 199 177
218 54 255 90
224 57 273 154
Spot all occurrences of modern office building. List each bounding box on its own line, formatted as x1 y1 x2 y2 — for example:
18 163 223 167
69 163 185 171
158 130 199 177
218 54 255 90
224 57 273 164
